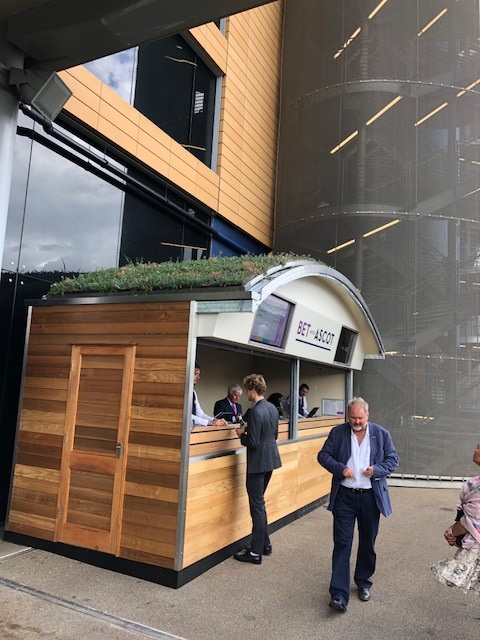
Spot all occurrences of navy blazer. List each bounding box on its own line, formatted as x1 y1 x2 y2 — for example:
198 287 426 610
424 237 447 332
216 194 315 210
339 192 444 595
213 397 243 422
317 421 398 517
240 399 282 474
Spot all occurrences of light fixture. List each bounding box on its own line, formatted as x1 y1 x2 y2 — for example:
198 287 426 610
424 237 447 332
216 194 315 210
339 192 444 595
457 78 480 97
363 219 400 238
414 102 448 127
9 66 72 123
327 239 356 254
369 0 389 20
417 8 448 37
366 96 403 126
465 186 480 197
330 130 359 154
334 27 361 59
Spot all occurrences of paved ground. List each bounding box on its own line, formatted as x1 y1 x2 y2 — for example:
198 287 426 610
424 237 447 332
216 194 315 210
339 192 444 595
1 485 479 640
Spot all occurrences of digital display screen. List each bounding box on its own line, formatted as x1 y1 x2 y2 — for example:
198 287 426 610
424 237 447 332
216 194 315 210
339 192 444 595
334 326 358 364
250 295 293 348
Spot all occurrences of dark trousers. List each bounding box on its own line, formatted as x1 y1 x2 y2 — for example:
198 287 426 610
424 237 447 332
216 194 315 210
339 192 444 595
246 471 273 555
330 485 380 604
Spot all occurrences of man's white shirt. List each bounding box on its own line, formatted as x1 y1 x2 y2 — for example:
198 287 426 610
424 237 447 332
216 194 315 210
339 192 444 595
341 424 372 489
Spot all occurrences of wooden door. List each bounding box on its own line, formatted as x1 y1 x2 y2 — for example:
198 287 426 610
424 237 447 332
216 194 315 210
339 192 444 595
55 345 136 554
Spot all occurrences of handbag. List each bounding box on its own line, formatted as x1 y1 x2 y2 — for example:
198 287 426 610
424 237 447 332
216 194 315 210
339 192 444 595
431 545 480 592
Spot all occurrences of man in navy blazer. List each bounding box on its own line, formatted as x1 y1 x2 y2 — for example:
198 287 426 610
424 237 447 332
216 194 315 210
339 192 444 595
213 383 243 423
317 397 398 612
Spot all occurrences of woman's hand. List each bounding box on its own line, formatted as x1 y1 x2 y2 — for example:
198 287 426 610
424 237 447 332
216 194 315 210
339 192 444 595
444 527 457 546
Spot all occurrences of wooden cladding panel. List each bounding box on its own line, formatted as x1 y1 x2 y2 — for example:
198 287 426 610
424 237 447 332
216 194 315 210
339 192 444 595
298 417 341 439
183 433 331 568
217 2 283 246
189 421 289 457
8 301 188 570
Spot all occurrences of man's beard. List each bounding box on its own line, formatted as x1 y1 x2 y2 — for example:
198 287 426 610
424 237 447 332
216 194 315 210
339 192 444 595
351 424 365 432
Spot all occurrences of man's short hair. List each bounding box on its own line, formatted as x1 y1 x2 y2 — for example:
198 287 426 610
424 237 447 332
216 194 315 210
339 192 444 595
347 397 369 413
228 383 242 395
299 383 309 392
243 374 267 395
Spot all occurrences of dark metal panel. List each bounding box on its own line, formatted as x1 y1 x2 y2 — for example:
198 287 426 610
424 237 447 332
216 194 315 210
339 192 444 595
6 0 275 71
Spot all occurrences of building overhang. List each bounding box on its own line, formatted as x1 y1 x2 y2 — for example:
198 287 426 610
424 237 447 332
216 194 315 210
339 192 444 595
2 0 274 72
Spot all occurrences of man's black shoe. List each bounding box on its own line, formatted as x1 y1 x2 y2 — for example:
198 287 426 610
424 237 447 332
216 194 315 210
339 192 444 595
234 549 262 564
328 598 347 612
247 545 272 555
358 587 371 601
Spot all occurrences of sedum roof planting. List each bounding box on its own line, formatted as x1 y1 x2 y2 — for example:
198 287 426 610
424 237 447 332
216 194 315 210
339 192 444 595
48 253 321 297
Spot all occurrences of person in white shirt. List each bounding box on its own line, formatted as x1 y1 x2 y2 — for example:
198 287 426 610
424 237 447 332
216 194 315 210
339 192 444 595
285 383 309 417
317 397 398 612
191 364 227 430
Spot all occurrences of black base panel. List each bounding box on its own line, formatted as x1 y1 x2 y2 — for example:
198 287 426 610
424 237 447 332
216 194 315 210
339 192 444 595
3 496 327 588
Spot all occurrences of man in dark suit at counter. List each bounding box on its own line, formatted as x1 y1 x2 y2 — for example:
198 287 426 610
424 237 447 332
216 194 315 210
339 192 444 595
213 384 243 423
233 374 282 565
285 383 310 417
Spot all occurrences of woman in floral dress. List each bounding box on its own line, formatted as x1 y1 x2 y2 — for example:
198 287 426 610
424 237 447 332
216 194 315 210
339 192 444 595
431 444 480 593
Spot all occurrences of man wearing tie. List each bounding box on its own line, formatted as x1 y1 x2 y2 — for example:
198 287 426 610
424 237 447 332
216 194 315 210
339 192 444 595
191 364 227 430
298 383 309 417
214 384 243 423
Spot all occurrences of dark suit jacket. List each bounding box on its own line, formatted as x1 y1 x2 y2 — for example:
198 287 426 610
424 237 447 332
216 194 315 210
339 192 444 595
213 397 243 422
317 421 398 517
240 399 282 474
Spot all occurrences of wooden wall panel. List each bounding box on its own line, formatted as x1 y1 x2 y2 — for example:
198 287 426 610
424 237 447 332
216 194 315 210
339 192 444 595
183 433 332 568
7 301 189 571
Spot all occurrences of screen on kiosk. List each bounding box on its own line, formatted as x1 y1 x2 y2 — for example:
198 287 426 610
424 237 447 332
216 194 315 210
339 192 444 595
250 295 293 349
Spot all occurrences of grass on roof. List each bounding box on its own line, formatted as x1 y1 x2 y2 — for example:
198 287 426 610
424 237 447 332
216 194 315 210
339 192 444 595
48 253 320 296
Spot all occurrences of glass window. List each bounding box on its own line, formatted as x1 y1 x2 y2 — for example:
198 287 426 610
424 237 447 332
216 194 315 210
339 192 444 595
85 34 218 167
134 35 217 166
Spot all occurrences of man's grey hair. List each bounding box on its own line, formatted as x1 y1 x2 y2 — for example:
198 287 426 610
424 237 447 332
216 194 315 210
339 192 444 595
228 383 242 395
347 397 369 413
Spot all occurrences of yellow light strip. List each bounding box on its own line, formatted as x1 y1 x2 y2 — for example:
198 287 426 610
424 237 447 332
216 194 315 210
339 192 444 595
330 130 359 154
366 96 403 126
362 219 400 238
465 186 480 197
369 0 389 20
327 239 356 254
459 157 480 166
417 8 448 37
457 78 480 97
414 102 448 127
334 27 362 59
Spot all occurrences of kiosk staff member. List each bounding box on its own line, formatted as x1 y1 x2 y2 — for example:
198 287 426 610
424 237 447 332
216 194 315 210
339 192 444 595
191 364 227 429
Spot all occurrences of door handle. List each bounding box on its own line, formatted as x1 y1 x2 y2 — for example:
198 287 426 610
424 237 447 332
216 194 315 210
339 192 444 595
115 442 122 459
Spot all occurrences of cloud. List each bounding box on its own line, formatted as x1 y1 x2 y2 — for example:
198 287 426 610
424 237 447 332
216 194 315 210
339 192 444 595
4 117 125 273
84 49 138 104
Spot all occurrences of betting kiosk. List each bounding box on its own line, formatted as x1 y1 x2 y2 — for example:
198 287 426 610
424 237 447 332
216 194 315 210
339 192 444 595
5 259 383 586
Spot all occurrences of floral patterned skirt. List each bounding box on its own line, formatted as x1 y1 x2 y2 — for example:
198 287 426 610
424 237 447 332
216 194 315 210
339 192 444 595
431 545 480 593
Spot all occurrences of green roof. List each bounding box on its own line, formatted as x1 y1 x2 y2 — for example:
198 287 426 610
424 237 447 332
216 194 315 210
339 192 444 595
48 253 321 296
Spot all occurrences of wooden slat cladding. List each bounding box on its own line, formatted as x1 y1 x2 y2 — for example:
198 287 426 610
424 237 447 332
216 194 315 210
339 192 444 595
189 420 289 457
7 300 189 570
183 435 332 568
298 417 341 439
